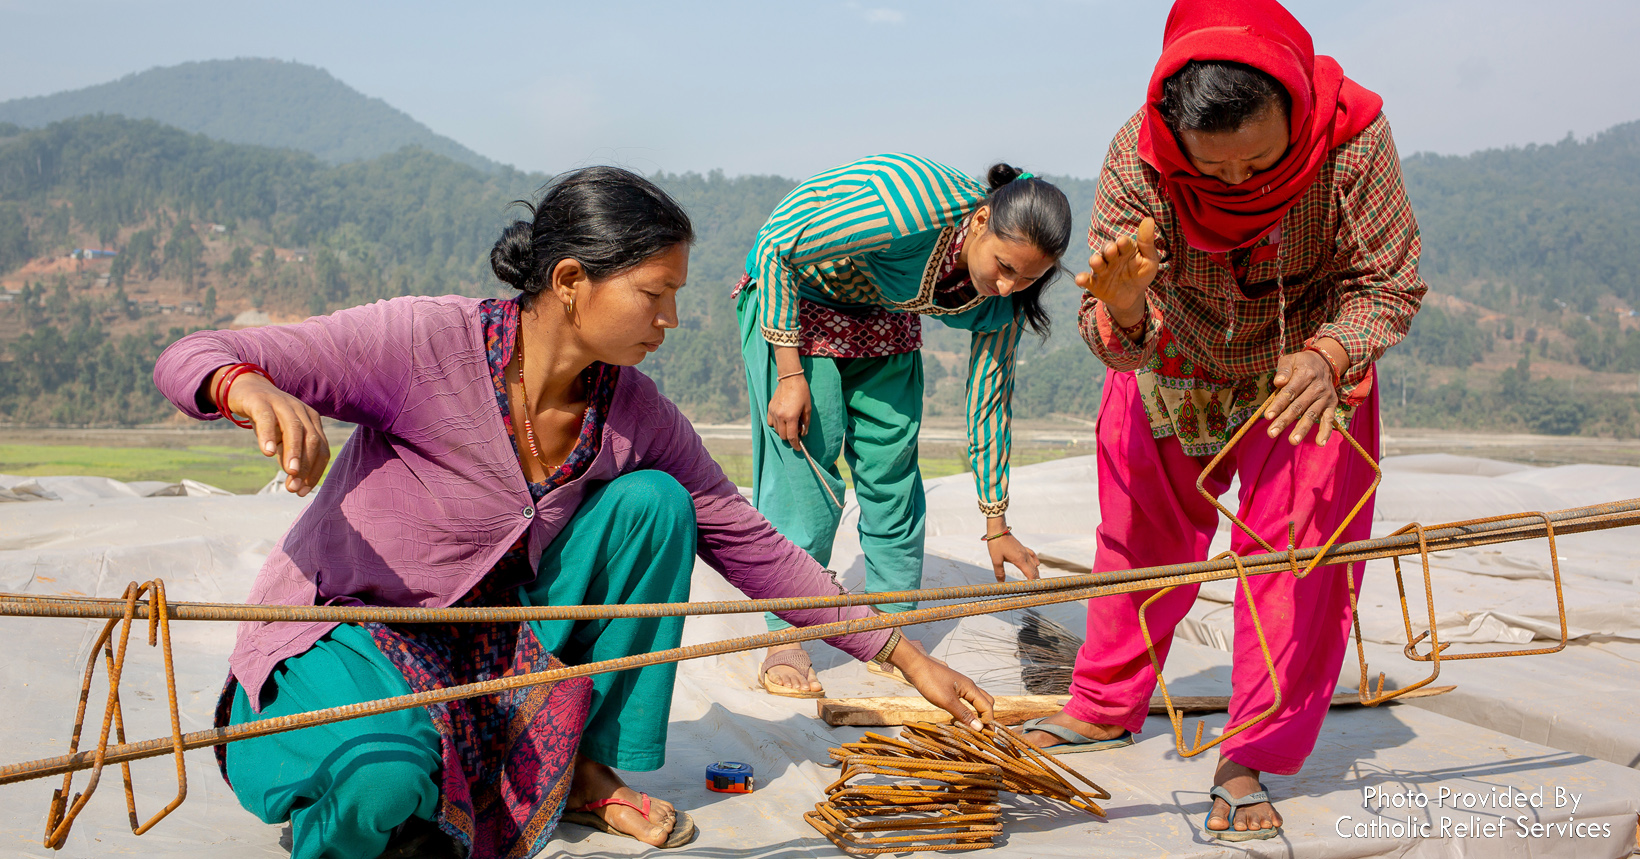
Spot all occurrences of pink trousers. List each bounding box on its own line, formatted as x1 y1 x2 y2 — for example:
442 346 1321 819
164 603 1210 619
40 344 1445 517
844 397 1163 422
1067 371 1379 776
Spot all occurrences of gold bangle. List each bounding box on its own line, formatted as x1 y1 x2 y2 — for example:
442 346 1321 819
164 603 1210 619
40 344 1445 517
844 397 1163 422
871 628 903 665
980 526 1013 542
777 369 805 382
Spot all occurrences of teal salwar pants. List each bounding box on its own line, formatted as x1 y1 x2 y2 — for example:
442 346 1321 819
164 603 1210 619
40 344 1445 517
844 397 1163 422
225 470 697 859
735 286 925 633
227 624 441 859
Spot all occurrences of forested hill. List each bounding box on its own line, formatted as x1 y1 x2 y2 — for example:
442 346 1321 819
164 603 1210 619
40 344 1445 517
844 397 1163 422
0 59 496 172
2 113 1637 434
1402 120 1640 311
0 116 820 424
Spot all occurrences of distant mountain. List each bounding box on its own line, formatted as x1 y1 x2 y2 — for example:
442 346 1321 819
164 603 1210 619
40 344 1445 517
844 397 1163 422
0 58 496 172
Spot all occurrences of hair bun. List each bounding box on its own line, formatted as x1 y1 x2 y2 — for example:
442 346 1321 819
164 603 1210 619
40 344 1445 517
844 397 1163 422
986 163 1024 191
486 167 693 306
490 219 536 289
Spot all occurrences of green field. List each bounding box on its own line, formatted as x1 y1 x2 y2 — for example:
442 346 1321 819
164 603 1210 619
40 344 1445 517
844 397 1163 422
0 443 282 494
1 437 1087 496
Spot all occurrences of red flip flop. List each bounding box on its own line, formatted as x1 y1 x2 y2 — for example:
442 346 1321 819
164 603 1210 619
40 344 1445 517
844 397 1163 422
561 792 698 848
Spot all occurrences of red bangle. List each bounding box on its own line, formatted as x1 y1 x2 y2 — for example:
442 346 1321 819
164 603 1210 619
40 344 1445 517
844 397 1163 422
981 526 1013 542
1304 344 1342 388
1113 302 1148 339
212 363 273 429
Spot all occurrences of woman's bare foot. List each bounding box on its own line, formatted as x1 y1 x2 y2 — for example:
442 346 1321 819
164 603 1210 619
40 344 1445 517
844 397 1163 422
1021 711 1127 749
1206 757 1281 835
566 754 677 847
761 642 822 693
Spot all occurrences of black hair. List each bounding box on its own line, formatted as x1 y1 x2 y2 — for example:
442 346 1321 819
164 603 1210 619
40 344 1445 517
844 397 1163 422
1158 60 1292 135
491 166 693 305
982 163 1072 337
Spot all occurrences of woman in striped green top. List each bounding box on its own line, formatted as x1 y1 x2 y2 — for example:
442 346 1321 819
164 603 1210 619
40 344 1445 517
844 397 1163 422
734 155 1073 696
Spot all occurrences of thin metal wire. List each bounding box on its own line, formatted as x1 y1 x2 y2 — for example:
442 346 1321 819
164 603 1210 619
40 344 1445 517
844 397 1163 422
1347 509 1571 708
795 437 845 509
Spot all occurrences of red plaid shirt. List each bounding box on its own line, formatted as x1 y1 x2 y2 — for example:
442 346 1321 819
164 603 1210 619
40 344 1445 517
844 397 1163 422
1080 112 1426 392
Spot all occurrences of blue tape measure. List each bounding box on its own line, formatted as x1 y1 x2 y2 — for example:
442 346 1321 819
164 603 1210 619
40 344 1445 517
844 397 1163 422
705 761 754 793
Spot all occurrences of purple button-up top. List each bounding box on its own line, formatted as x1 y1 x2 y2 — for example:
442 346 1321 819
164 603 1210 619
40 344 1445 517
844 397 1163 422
154 295 890 707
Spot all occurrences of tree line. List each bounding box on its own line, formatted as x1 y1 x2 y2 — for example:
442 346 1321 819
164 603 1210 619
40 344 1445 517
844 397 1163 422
0 117 1108 425
2 114 1638 435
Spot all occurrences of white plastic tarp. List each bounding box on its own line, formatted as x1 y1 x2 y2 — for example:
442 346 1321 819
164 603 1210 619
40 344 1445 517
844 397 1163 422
1 458 1638 858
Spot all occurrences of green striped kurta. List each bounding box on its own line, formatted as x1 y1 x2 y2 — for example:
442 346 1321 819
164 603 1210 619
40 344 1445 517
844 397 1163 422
745 154 1021 514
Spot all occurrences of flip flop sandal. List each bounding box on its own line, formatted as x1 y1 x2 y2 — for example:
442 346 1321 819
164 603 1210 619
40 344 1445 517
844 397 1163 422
561 793 699 849
865 659 913 686
1017 718 1135 753
759 648 825 698
864 640 947 686
1205 783 1282 842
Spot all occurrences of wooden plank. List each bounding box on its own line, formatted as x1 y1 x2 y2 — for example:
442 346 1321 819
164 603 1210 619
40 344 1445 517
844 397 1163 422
816 686 1456 727
818 695 1069 728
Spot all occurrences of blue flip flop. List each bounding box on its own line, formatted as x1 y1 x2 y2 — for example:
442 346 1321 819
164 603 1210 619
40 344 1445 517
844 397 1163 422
1017 718 1134 753
1205 783 1282 842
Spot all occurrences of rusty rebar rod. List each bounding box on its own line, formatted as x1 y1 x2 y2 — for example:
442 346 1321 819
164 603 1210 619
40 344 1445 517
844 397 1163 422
4 496 1636 789
3 499 1636 626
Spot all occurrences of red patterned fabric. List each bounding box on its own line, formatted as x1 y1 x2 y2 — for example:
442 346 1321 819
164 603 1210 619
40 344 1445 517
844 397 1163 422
368 576 592 859
796 301 922 358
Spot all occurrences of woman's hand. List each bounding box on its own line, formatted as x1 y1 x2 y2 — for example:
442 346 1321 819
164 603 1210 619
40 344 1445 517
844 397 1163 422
767 375 812 447
985 517 1041 581
1265 343 1343 446
212 367 330 496
888 638 995 730
1075 217 1159 329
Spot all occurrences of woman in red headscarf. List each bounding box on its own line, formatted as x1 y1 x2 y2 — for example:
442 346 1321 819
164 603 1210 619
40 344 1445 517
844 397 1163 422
1020 0 1426 842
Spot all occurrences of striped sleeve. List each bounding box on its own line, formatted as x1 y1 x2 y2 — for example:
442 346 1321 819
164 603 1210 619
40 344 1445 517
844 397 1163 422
752 154 984 345
965 319 1022 515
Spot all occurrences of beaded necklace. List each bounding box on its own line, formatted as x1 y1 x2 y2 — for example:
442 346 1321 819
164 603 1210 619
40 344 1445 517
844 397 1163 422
514 333 556 470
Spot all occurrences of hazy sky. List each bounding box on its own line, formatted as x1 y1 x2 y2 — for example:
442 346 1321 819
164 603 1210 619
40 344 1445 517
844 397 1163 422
3 1 1637 179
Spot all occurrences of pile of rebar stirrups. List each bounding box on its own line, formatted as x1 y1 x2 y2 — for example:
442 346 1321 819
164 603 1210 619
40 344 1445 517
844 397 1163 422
3 396 1637 851
811 721 1108 854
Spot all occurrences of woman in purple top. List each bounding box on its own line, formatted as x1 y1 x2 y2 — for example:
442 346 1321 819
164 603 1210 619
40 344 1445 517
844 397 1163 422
153 167 994 859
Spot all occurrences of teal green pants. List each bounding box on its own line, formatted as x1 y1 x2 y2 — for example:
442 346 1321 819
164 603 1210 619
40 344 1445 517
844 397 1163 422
225 470 697 859
736 287 925 633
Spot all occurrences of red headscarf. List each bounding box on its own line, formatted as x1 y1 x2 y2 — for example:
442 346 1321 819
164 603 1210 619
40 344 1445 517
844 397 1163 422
1136 0 1383 253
